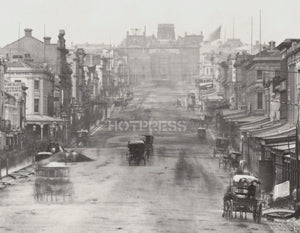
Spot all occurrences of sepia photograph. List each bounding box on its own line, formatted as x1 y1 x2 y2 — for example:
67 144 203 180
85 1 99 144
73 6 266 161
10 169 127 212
0 0 300 232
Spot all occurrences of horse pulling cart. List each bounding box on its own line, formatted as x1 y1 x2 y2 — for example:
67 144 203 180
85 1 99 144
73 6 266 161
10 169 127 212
223 174 263 223
213 137 229 158
127 139 147 166
126 135 154 166
219 151 242 171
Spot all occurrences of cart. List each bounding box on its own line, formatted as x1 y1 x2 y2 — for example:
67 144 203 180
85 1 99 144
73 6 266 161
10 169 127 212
127 139 147 166
223 174 263 223
213 137 229 158
34 162 74 203
76 129 90 147
197 128 206 142
219 151 242 170
230 152 243 170
219 153 231 170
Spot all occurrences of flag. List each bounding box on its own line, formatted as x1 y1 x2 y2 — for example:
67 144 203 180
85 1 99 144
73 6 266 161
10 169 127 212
208 26 222 42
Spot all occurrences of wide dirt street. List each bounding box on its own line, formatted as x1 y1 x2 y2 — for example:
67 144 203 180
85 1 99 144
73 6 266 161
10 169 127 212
0 81 272 233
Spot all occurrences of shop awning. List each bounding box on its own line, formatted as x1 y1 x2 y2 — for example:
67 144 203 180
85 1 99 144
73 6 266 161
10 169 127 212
254 124 295 139
26 114 65 124
222 109 245 117
263 128 295 140
246 122 284 135
239 118 270 131
231 115 267 124
266 142 295 152
200 91 223 100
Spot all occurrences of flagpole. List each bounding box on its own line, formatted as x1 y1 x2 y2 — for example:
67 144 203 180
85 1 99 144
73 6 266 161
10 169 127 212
259 9 262 52
251 16 253 55
233 17 235 39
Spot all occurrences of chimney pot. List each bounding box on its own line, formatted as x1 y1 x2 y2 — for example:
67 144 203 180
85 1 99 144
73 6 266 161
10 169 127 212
59 29 65 36
44 36 51 45
24 28 32 37
269 41 276 50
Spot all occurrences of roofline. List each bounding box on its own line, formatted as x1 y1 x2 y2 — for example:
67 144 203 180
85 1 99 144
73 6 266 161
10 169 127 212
1 35 57 50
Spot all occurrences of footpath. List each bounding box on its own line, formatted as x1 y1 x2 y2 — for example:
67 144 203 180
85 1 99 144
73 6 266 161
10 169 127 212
0 103 121 188
68 103 120 146
207 120 300 232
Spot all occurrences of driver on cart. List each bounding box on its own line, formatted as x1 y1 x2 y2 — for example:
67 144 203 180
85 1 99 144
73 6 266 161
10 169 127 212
247 181 256 199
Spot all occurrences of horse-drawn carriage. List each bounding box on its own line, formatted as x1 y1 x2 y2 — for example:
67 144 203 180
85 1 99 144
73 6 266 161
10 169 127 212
34 162 74 202
197 127 207 142
76 129 90 147
219 151 242 170
223 174 263 223
213 137 229 158
126 135 154 166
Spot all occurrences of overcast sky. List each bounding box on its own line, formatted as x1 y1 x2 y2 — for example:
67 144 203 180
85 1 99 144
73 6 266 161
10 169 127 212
0 0 299 47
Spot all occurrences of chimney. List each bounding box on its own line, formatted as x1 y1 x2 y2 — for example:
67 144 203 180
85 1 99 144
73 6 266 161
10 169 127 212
24 28 32 37
43 36 51 45
59 29 65 36
269 41 276 50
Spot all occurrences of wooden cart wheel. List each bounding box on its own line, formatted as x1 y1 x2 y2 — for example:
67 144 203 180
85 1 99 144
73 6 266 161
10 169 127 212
257 203 262 224
224 201 229 219
253 204 257 222
222 201 226 217
138 157 146 166
129 157 135 166
229 200 233 219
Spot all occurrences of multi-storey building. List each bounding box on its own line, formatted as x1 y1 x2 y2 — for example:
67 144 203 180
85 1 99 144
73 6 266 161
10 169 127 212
4 60 64 141
244 41 281 116
120 24 203 83
0 29 72 122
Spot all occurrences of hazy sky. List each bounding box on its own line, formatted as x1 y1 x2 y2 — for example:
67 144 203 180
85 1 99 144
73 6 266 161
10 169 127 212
0 0 299 47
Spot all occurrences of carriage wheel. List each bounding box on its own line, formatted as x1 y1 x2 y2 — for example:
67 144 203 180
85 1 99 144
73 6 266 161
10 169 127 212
224 201 229 218
223 200 229 218
222 201 226 217
129 157 135 166
256 203 262 224
227 200 233 220
253 205 257 222
138 157 146 166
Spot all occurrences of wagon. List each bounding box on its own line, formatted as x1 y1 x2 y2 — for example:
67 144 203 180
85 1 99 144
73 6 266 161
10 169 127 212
76 129 90 147
219 153 231 170
197 127 206 142
213 137 229 158
127 139 147 166
219 151 242 170
34 162 74 203
229 152 243 170
223 174 263 223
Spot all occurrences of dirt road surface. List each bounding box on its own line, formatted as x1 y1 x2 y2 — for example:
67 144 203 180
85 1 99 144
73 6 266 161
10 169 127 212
0 81 272 233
